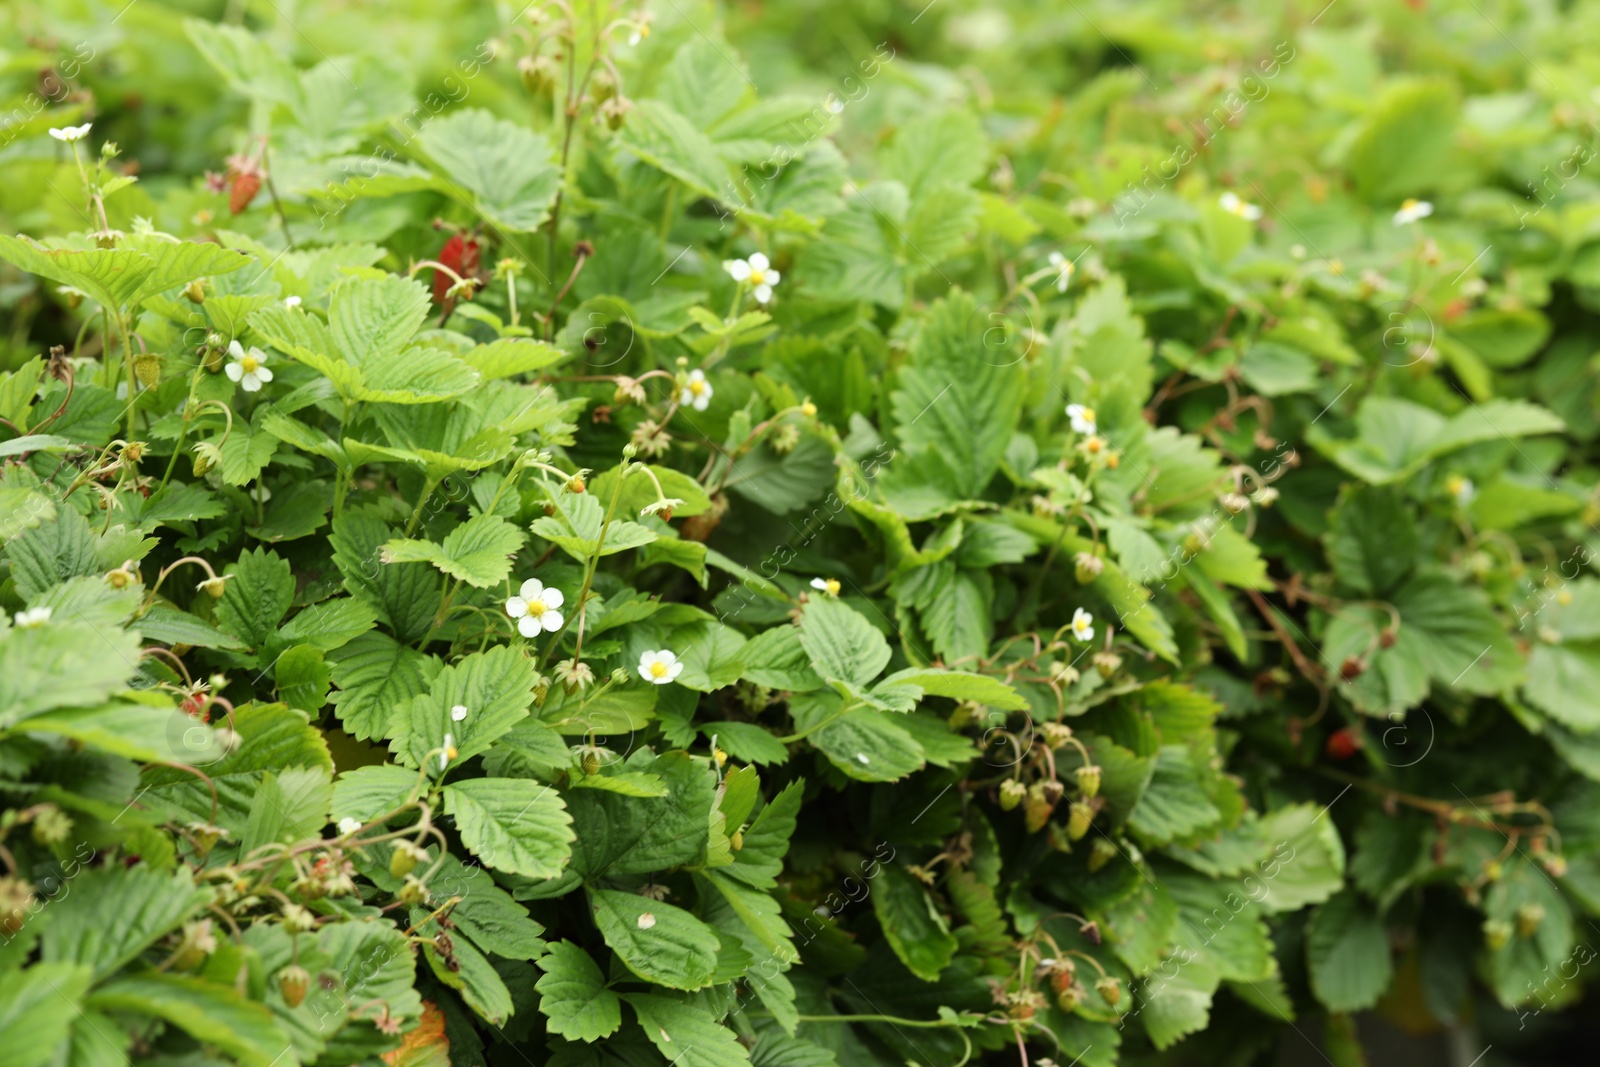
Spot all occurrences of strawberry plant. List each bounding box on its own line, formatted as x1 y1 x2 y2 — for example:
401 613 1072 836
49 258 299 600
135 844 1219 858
2 2 1599 1066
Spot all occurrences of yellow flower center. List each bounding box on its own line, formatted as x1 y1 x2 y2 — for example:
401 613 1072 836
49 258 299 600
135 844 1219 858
749 268 766 285
639 23 651 37
1401 198 1420 211
689 380 707 396
527 599 546 616
1075 619 1090 635
1081 407 1095 423
650 661 668 678
240 355 259 373
824 579 841 596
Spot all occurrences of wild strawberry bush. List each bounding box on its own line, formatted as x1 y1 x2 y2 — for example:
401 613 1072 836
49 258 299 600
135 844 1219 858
3 2 1600 1065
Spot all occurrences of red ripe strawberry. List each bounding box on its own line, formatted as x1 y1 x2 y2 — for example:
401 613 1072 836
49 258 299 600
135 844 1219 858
1325 726 1362 760
434 234 481 312
229 171 262 215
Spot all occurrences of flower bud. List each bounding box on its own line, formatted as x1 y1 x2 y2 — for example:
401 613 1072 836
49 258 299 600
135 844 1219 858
1075 764 1102 799
999 779 1026 811
1040 721 1073 749
730 830 744 851
1515 902 1545 938
801 400 817 417
600 95 633 130
184 279 206 303
280 903 315 934
199 575 229 599
1482 917 1512 951
1074 552 1103 584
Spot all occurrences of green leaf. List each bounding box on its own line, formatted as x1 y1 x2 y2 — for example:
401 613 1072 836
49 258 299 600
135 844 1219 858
137 604 247 650
393 645 535 769
1326 485 1418 595
141 703 332 834
0 619 141 727
627 993 752 1067
674 621 748 692
16 697 195 762
798 597 890 688
216 546 295 649
806 703 925 783
7 503 99 598
531 490 658 561
1127 746 1223 846
871 864 958 982
739 625 824 692
416 108 561 231
877 667 1027 710
0 962 93 1067
536 941 623 1043
880 110 988 199
1307 889 1395 1013
330 512 441 643
589 889 720 991
462 338 568 380
88 973 293 1067
443 778 574 879
890 291 1025 499
382 513 524 588
1345 79 1457 201
40 870 206 979
329 631 442 741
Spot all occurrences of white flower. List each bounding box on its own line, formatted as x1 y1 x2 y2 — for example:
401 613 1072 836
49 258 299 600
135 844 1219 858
637 911 656 929
855 752 870 764
282 295 302 308
224 340 273 392
450 704 469 722
1218 191 1263 221
1048 251 1075 292
49 123 92 143
679 368 713 411
810 577 841 597
1393 198 1433 226
723 252 780 304
14 607 52 628
638 649 685 685
1065 403 1097 435
440 732 456 771
337 817 362 835
1447 474 1475 506
1070 607 1095 643
506 578 565 637
628 19 651 46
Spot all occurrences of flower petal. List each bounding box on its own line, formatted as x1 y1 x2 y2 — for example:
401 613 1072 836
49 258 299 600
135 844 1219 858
542 588 564 610
517 615 541 638
252 365 273 383
520 578 544 599
241 374 262 392
540 610 564 632
753 284 772 304
764 269 780 286
225 362 244 382
228 340 246 359
727 259 751 280
667 660 685 680
505 596 528 618
657 649 678 666
748 252 770 272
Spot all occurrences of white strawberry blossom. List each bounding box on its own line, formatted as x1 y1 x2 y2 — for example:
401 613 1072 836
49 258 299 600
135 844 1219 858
638 649 684 685
810 577 841 597
1066 403 1097 435
225 340 273 392
1218 191 1262 221
14 607 52 628
506 578 565 636
1048 251 1075 292
337 817 362 835
1070 607 1095 643
450 704 469 722
49 123 92 143
439 732 456 771
680 369 713 411
723 252 780 304
1393 198 1433 225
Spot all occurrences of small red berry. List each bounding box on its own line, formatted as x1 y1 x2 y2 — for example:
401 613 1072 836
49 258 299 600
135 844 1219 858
1325 727 1362 760
434 235 482 313
229 171 261 215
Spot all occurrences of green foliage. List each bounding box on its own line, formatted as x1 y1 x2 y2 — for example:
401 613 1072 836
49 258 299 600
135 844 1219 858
1 1 1597 1064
